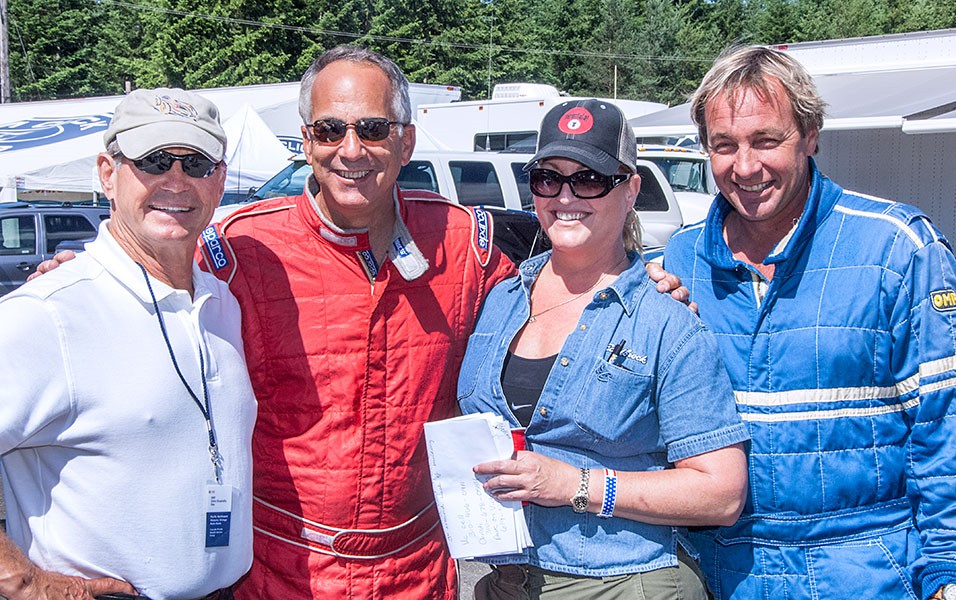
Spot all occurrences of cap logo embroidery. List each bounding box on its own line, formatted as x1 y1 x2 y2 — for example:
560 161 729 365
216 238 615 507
558 108 594 135
153 95 199 121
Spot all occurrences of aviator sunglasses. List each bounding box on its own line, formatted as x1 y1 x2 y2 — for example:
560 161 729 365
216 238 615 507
528 168 630 199
130 150 220 179
307 117 402 144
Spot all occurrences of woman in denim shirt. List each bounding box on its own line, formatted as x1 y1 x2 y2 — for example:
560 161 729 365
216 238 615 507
457 99 749 600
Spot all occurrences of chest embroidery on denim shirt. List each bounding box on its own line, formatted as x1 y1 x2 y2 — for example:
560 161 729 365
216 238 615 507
623 350 647 364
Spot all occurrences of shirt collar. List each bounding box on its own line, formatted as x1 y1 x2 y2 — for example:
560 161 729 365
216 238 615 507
85 219 216 306
517 250 648 317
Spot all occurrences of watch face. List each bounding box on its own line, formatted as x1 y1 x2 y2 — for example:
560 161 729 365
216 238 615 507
571 493 589 513
943 585 956 600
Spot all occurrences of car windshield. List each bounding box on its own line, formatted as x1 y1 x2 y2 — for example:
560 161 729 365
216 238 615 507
250 161 312 200
644 157 713 195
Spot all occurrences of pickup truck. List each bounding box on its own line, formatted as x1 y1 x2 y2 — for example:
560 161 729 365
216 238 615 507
217 150 684 262
636 144 716 225
0 202 110 296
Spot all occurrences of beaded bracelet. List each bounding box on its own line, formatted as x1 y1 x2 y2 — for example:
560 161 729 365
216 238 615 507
598 468 617 518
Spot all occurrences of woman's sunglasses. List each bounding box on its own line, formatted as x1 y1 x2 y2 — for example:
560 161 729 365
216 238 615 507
307 117 402 144
528 168 630 199
130 150 220 179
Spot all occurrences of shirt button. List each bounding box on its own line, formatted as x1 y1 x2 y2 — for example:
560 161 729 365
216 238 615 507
579 324 587 331
539 407 548 417
599 292 608 300
560 357 569 367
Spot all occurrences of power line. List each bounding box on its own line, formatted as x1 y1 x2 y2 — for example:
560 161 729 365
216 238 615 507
95 0 714 63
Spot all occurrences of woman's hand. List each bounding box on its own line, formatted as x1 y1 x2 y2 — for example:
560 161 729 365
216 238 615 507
473 451 581 508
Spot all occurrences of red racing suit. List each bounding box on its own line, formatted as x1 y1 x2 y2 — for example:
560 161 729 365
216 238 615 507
197 180 514 599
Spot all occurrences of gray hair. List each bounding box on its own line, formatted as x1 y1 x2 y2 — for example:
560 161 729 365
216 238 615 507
298 45 412 126
690 45 826 149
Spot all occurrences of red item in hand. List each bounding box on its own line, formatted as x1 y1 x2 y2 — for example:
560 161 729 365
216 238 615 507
511 428 526 455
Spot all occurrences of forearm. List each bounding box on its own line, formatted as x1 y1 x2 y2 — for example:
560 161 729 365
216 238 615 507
478 444 748 527
0 528 138 599
0 531 40 599
594 445 748 526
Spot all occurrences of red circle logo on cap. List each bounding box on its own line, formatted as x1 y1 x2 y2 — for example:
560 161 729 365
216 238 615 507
558 107 594 135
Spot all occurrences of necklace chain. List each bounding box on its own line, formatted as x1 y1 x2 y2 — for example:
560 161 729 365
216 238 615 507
527 255 628 323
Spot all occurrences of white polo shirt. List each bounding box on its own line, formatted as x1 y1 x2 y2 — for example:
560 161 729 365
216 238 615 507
0 221 256 600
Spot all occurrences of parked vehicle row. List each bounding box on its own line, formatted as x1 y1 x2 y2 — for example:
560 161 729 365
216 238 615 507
217 150 685 263
0 202 109 295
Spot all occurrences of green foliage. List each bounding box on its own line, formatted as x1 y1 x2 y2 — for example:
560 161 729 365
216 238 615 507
3 0 953 102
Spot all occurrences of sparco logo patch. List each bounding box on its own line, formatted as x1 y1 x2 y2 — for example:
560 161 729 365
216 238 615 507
201 226 229 270
931 289 956 312
558 107 594 135
474 207 490 250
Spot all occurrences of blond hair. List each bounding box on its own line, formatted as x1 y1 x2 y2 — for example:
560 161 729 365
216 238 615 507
691 45 826 149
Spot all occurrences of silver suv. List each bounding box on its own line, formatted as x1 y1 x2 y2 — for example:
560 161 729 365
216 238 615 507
0 202 109 295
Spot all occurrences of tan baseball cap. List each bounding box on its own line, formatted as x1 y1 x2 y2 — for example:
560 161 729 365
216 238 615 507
104 87 227 161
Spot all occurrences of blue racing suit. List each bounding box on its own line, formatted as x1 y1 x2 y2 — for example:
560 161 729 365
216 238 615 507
664 159 956 599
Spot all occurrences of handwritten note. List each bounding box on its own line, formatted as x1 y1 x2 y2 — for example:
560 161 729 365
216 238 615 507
424 413 533 559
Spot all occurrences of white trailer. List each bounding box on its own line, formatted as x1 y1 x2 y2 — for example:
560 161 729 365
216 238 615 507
628 28 956 241
775 30 956 241
416 83 666 152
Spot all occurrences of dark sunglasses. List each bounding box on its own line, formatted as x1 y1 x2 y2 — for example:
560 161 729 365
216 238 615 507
307 117 401 144
528 168 630 199
130 150 220 178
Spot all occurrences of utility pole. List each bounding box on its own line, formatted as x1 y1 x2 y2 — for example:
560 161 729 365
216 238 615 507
482 0 494 98
0 0 9 103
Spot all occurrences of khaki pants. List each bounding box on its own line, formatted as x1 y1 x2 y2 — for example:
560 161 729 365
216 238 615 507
474 547 708 600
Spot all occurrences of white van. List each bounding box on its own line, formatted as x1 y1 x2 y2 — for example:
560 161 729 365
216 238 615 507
217 150 684 249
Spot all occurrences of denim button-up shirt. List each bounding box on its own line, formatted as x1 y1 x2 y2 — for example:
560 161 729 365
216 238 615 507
457 251 749 576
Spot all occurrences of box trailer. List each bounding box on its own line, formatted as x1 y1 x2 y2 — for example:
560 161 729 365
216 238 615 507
628 28 956 240
416 83 666 152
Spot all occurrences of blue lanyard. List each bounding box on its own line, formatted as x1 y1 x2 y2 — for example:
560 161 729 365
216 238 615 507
137 263 224 484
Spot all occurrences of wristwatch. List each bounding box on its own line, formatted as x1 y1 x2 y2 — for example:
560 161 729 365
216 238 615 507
570 467 590 513
933 584 956 600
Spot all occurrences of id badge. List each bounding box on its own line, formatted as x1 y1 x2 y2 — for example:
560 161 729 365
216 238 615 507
205 483 233 549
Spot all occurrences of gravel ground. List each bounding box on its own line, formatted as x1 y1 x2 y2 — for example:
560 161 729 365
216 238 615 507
459 559 490 599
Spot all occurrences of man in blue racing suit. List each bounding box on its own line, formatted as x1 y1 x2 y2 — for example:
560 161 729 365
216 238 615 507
665 45 956 600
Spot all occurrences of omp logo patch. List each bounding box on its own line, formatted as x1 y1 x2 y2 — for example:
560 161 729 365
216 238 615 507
931 289 956 312
474 207 490 250
201 226 229 270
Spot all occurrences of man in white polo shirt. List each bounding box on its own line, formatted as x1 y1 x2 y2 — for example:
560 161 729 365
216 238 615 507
0 88 256 600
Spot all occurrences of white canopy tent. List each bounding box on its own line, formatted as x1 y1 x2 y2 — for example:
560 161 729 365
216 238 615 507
220 105 292 201
0 81 460 201
10 102 293 202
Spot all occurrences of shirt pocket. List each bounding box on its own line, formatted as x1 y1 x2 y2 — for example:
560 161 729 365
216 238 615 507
571 356 660 453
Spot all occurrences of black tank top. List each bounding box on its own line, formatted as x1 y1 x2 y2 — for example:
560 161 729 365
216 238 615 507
501 352 557 428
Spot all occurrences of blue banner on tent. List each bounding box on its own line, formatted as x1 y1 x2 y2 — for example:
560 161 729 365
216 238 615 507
0 115 112 153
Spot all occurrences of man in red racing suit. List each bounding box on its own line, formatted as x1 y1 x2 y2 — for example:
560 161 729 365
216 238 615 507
199 183 511 598
197 46 514 599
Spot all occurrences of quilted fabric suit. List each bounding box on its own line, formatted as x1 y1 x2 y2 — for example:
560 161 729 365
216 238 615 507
198 182 514 599
665 159 956 600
